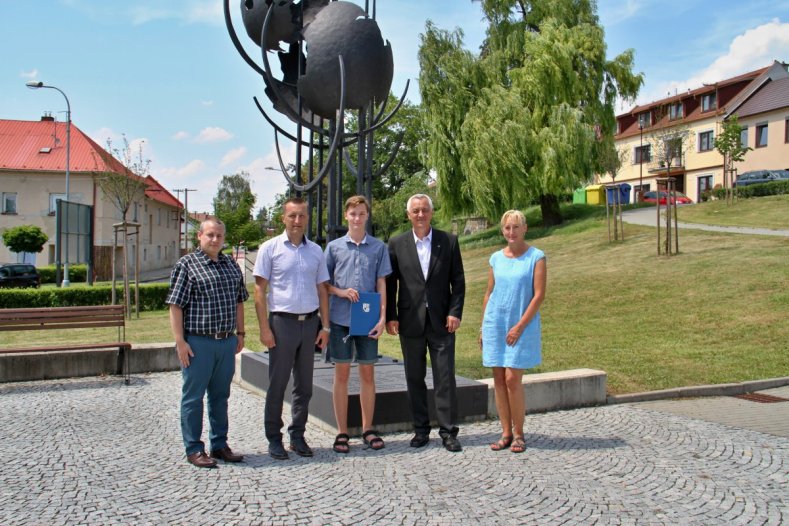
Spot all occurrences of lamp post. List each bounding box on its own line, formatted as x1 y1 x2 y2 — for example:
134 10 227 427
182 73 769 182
26 81 71 286
638 122 644 202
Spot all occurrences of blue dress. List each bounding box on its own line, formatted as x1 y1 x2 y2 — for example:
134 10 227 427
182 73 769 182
482 246 545 369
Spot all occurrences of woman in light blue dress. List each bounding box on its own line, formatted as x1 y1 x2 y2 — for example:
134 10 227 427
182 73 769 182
480 210 547 453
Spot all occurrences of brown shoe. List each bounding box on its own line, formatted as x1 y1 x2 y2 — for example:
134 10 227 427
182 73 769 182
210 446 244 463
187 451 217 468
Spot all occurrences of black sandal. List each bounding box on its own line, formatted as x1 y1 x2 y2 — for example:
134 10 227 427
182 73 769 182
333 433 350 454
362 429 385 450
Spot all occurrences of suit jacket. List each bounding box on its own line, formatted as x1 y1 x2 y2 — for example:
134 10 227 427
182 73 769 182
386 228 465 338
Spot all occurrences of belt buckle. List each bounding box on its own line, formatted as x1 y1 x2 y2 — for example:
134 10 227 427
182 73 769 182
297 314 307 321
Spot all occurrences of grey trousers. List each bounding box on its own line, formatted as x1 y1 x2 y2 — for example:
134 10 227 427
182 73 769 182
264 314 319 442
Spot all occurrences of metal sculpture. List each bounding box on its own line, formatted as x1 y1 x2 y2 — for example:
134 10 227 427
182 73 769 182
226 0 407 242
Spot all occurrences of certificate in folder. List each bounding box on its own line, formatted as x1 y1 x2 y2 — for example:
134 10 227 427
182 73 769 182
349 292 381 336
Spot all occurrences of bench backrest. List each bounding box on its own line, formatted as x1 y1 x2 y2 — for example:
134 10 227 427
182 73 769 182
0 305 126 332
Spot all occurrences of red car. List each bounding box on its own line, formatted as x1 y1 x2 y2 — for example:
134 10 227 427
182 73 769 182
642 190 693 205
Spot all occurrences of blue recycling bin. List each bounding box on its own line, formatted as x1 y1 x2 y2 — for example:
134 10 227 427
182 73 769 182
606 183 631 205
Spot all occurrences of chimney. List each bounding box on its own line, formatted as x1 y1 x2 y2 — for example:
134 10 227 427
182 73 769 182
41 111 55 122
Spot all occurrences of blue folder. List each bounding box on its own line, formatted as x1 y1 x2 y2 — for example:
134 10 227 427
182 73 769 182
349 292 381 336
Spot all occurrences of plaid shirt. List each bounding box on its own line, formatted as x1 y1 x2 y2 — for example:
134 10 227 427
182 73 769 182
166 248 249 334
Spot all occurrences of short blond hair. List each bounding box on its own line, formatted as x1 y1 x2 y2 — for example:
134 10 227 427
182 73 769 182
500 210 526 227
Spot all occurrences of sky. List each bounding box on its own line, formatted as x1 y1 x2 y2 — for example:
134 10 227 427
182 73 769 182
1 0 788 214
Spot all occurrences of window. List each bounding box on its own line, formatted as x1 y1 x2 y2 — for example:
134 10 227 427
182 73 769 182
638 112 651 128
669 102 683 120
49 193 67 214
785 118 788 143
2 193 17 214
698 175 713 197
157 245 162 260
756 123 768 148
740 126 748 148
666 137 683 162
701 93 717 112
157 208 162 226
698 130 714 152
634 145 651 164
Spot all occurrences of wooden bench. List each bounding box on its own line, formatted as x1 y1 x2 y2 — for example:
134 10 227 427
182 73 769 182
0 305 132 384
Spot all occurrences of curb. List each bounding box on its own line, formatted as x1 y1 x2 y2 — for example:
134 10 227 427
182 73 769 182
606 376 789 404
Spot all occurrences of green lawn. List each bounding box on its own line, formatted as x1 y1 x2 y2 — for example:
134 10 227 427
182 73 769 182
4 199 787 394
677 194 789 229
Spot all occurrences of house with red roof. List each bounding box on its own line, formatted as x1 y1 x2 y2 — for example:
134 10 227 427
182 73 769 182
0 115 183 280
598 60 789 202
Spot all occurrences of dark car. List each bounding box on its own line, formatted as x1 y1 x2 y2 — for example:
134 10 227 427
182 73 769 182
0 263 41 288
734 169 789 187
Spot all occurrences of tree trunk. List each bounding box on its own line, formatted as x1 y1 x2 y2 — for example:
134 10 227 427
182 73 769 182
539 194 563 227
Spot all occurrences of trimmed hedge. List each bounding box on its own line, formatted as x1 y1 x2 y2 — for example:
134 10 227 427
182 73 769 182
712 180 789 200
0 283 170 311
37 264 88 284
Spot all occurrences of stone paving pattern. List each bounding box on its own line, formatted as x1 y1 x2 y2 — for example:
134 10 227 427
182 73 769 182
1 372 786 525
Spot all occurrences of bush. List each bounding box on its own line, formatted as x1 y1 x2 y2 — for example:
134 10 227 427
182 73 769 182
711 180 789 200
37 264 88 284
0 283 170 311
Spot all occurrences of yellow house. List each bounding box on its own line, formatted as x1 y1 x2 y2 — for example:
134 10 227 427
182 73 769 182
598 61 789 202
0 116 183 280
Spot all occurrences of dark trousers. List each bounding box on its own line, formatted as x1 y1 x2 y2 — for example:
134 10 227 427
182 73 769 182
264 314 319 442
399 321 459 438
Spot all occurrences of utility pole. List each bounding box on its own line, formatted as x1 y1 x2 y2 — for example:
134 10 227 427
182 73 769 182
172 188 196 253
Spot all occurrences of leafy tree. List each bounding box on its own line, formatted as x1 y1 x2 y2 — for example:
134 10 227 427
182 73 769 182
372 170 432 240
418 0 643 225
2 225 48 254
94 136 149 225
92 135 150 313
213 171 260 247
715 115 750 204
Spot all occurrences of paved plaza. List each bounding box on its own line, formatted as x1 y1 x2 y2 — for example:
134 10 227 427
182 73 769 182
1 372 786 525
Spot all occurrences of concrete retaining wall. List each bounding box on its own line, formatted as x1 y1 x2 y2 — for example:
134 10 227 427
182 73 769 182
0 343 180 383
478 368 607 417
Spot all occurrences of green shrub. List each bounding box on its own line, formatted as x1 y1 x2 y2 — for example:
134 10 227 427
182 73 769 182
713 180 789 200
37 264 88 284
0 283 170 311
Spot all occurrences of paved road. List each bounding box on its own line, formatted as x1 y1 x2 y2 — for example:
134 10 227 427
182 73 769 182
1 372 786 525
621 206 789 237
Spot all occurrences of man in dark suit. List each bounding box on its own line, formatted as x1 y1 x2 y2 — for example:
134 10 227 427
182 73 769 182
386 194 465 452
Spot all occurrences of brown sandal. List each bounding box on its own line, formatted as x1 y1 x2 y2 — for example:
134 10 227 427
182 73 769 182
511 436 526 453
490 435 513 451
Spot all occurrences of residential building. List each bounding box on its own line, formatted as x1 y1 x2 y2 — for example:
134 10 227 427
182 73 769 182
598 60 789 202
0 116 183 280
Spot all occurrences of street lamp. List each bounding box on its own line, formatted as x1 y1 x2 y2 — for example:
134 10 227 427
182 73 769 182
26 81 72 287
638 122 644 202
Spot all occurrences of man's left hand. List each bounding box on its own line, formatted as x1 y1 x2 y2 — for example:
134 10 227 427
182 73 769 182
446 316 461 333
236 334 245 354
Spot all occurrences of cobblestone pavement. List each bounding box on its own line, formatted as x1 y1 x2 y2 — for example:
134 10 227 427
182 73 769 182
1 372 786 525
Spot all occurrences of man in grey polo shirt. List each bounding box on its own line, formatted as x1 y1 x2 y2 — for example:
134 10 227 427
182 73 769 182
253 197 330 460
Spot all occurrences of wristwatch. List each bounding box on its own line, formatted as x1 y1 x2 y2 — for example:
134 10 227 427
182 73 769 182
321 326 331 334
236 331 246 337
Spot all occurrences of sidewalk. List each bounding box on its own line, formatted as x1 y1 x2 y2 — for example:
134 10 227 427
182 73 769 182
621 206 789 237
1 371 786 525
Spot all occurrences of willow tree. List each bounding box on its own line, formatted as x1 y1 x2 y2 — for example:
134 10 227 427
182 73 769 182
418 0 643 225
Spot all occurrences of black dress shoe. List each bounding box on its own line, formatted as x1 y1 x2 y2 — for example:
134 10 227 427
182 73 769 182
187 451 217 468
268 441 289 460
442 436 462 452
210 446 244 463
410 433 430 448
290 438 314 457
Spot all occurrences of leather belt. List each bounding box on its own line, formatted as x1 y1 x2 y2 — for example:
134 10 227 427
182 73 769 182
189 331 234 340
271 309 319 321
